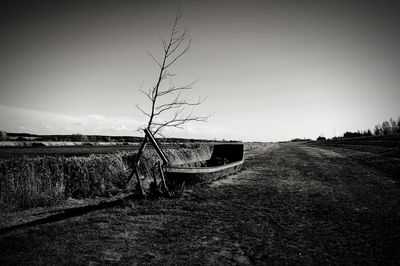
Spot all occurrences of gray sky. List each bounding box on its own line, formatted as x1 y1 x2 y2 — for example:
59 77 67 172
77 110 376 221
1 0 400 141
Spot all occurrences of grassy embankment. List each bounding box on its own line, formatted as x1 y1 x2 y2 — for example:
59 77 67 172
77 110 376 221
0 144 212 213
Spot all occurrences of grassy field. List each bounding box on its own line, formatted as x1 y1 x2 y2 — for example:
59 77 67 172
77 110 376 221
0 145 139 159
309 135 400 182
0 143 209 159
0 141 399 264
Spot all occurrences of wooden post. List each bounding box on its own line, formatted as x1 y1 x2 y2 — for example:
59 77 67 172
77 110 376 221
144 128 169 165
127 128 170 197
144 128 171 196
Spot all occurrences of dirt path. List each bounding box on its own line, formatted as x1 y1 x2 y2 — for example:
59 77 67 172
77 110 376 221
1 143 399 265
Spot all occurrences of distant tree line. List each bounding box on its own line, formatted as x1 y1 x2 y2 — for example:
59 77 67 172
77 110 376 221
342 129 372 138
291 138 312 142
341 117 400 139
0 131 222 143
0 132 142 143
373 117 400 136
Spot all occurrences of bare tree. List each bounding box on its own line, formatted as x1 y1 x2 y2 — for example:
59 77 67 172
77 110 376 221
381 121 391 135
129 6 209 196
389 118 398 133
397 117 400 134
373 125 382 136
0 131 7 141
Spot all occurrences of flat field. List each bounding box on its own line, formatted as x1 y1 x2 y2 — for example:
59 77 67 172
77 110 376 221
0 142 213 159
0 140 399 264
310 135 400 181
0 145 140 159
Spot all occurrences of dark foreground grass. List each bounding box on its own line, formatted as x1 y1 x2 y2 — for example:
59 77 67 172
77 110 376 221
1 143 399 264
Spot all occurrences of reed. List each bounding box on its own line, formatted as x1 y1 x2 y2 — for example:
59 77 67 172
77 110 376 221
0 144 213 213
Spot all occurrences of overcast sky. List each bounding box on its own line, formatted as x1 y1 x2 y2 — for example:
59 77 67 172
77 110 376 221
1 0 400 141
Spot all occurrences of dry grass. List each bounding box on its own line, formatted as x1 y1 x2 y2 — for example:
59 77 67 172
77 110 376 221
0 153 134 212
0 144 213 213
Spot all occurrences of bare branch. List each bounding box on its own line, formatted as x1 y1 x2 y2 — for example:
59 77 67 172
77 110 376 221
135 104 151 118
156 97 205 113
158 79 198 96
158 85 190 96
167 30 190 57
160 70 177 80
159 34 168 53
152 113 210 136
139 88 153 101
165 38 191 69
151 106 210 136
146 52 162 68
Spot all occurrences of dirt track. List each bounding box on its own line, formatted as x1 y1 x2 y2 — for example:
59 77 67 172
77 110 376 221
1 143 399 265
